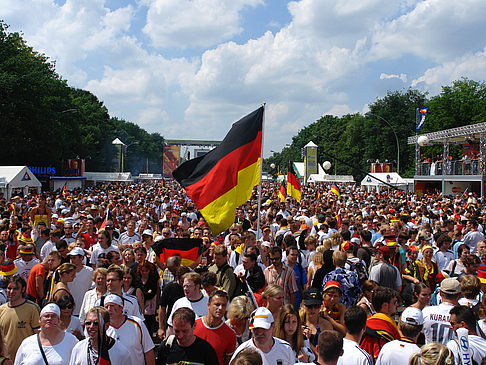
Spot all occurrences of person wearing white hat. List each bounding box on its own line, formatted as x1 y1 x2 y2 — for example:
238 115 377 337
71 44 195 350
15 303 78 365
104 294 155 365
67 247 93 316
230 307 294 365
376 306 423 365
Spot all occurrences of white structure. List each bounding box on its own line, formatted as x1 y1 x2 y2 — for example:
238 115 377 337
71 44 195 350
0 166 42 199
360 172 409 192
84 172 133 184
294 162 355 183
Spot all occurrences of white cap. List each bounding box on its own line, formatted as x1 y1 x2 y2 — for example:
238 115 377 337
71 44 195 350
104 294 123 307
142 229 153 237
40 303 61 318
400 306 424 326
249 307 274 330
68 247 85 256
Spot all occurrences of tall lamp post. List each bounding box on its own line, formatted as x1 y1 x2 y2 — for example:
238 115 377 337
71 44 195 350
367 113 400 174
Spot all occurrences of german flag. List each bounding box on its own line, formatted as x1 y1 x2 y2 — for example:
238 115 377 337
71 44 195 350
62 183 67 196
287 161 302 201
331 184 341 198
278 181 287 202
152 238 203 267
173 107 264 235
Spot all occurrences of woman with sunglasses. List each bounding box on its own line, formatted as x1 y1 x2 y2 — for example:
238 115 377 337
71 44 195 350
70 306 132 365
56 295 83 340
225 295 255 346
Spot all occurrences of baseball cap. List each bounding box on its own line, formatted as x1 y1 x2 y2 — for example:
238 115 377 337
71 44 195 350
68 247 85 257
440 278 461 295
400 307 424 326
249 307 274 330
323 280 341 293
302 288 323 306
142 229 153 237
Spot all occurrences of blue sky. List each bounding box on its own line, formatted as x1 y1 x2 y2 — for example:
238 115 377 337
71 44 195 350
2 0 486 157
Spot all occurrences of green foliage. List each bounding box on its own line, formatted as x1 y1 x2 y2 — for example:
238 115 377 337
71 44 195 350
0 21 164 174
266 80 486 181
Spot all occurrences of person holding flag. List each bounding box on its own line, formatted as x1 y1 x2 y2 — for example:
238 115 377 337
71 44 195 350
69 306 132 365
330 184 341 198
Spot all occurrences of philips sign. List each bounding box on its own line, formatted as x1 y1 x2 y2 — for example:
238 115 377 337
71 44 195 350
28 166 56 175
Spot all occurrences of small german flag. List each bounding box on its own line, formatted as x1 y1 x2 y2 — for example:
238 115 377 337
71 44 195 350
152 238 203 267
331 184 341 198
172 107 264 235
62 183 68 196
278 181 287 202
287 161 302 201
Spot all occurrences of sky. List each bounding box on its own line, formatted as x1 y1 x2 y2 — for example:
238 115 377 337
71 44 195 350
2 0 486 157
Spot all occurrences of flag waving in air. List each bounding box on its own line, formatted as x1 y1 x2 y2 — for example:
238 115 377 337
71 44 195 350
287 161 302 201
278 181 287 202
173 106 264 235
330 184 341 198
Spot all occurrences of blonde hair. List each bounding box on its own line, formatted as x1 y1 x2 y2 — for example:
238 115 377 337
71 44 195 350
311 252 324 267
409 343 454 365
92 267 108 282
262 284 284 301
322 238 333 251
330 232 341 247
226 296 255 320
316 245 327 254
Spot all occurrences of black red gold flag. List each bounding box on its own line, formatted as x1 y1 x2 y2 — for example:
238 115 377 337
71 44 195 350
278 181 287 202
172 107 264 234
152 238 203 267
287 161 302 201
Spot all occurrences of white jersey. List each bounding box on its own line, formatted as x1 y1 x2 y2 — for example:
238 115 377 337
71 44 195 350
15 332 78 365
376 339 420 365
422 302 455 344
447 335 486 365
231 337 294 365
14 257 40 284
167 295 209 327
68 266 94 316
69 337 133 365
337 338 373 365
106 315 154 365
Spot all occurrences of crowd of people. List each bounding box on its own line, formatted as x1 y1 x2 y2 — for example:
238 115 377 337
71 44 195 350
0 180 485 365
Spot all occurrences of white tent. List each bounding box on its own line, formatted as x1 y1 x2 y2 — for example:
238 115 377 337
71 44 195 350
0 166 42 199
84 172 133 184
360 172 408 192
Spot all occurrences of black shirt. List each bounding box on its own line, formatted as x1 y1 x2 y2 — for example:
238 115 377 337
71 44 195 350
159 282 184 319
157 335 219 365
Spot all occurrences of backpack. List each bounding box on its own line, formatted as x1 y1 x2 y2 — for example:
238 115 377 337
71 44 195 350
347 258 368 283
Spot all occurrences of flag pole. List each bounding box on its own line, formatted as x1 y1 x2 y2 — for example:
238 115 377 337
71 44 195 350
256 103 266 240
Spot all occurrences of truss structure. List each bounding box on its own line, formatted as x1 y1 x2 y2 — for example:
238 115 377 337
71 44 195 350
408 122 486 144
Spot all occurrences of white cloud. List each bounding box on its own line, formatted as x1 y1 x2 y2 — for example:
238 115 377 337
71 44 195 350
370 0 486 62
143 0 263 48
380 73 407 82
411 47 486 93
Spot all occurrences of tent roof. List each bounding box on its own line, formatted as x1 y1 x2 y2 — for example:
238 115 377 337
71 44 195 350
0 166 42 188
84 172 133 182
360 172 407 186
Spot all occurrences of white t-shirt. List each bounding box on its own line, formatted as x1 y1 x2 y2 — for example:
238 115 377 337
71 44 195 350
231 337 294 365
167 295 209 327
118 232 140 246
106 316 154 365
89 244 120 265
65 316 83 335
14 257 41 284
376 339 420 365
422 302 455 344
338 338 373 365
432 250 454 272
15 332 78 365
68 266 94 316
40 240 56 260
69 337 133 365
447 335 486 365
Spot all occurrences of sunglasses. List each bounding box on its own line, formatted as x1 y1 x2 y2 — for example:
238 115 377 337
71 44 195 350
269 257 281 261
85 321 99 327
61 304 74 309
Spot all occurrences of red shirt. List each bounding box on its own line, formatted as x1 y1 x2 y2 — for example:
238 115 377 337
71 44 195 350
194 317 236 365
82 233 98 249
26 262 46 299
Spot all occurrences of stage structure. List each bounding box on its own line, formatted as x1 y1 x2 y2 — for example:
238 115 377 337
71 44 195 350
163 139 221 179
409 122 486 197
